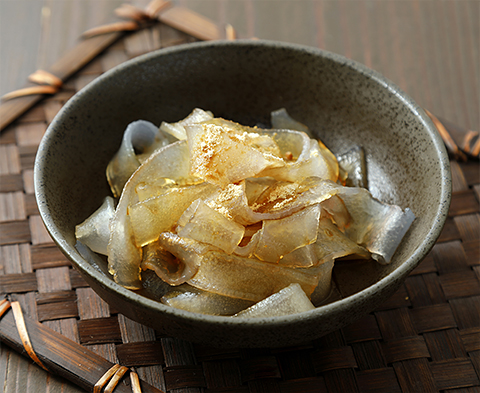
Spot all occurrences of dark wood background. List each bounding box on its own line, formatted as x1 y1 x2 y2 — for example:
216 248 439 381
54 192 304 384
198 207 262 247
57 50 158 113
0 1 478 392
1 0 478 132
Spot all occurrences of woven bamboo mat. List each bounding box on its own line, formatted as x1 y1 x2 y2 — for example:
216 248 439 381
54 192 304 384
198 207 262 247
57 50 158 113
0 7 479 393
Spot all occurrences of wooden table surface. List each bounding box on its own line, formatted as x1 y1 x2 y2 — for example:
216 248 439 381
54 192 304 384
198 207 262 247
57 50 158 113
0 1 478 392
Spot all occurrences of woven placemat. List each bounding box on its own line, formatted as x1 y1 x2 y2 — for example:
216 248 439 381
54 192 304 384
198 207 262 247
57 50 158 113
0 4 479 393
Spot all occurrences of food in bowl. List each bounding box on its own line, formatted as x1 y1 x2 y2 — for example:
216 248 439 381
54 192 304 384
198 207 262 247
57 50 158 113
75 108 415 317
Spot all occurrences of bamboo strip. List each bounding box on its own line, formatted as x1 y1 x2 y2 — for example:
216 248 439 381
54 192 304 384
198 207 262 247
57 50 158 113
0 309 164 393
0 32 122 132
0 1 224 133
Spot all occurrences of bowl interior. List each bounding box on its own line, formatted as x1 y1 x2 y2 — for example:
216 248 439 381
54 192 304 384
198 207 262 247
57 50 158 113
35 40 451 346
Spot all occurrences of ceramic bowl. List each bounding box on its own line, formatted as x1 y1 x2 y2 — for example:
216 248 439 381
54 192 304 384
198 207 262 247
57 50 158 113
34 40 451 347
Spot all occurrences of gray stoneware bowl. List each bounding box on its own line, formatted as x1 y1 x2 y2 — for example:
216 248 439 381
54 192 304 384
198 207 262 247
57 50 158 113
34 40 451 347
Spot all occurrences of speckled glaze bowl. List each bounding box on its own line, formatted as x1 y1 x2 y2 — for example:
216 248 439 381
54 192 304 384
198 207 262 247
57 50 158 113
34 40 451 347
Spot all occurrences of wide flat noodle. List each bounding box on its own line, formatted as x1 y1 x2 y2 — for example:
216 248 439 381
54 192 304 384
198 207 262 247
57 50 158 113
75 196 115 255
108 141 191 289
161 284 254 316
160 108 214 140
177 199 245 254
337 146 368 188
306 180 415 264
186 122 283 188
141 232 216 286
187 251 326 302
202 177 340 227
244 177 277 205
142 243 190 286
106 120 172 198
135 175 204 202
250 177 340 217
337 186 416 264
254 204 321 263
278 214 370 268
128 182 217 247
320 194 351 230
234 283 315 318
257 129 339 182
234 227 262 258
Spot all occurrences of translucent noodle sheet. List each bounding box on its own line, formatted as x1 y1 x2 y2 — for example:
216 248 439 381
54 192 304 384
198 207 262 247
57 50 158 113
187 251 334 302
75 108 415 317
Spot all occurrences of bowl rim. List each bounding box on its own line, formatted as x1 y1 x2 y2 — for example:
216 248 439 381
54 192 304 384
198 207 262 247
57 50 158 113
34 39 452 327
